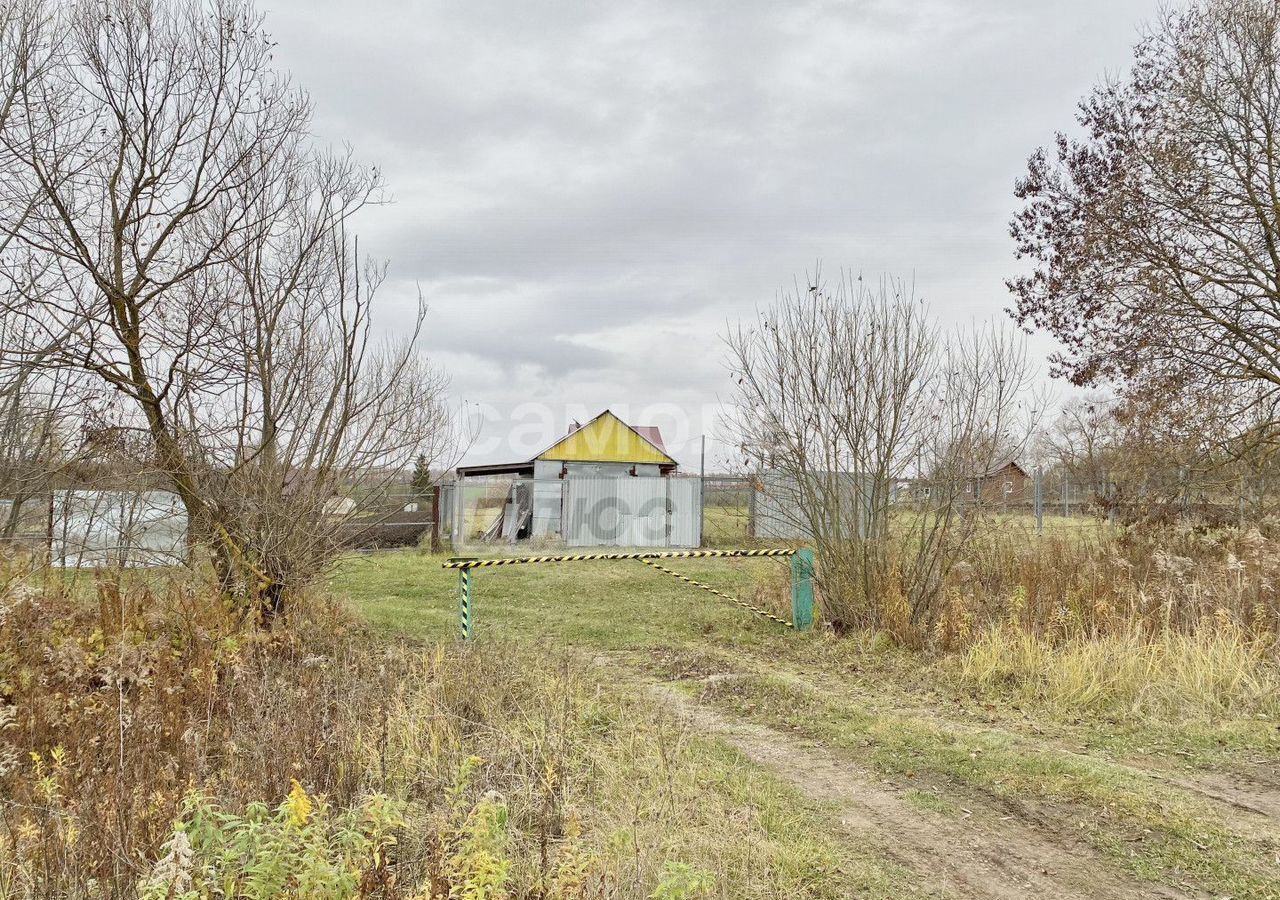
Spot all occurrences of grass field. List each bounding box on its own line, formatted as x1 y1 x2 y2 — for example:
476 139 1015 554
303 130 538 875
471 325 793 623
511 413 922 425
698 502 1114 547
333 548 1280 899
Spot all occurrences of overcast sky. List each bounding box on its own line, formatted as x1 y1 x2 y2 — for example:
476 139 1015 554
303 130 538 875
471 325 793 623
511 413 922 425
261 0 1159 469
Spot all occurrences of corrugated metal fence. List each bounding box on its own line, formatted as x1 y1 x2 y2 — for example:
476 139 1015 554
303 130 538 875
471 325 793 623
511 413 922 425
451 475 704 549
752 472 876 540
49 490 188 567
562 476 701 548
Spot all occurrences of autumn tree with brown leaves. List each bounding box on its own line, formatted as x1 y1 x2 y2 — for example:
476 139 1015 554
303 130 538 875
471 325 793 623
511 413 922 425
1010 0 1280 457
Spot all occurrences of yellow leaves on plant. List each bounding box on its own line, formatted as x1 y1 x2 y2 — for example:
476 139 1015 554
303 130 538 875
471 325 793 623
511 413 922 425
446 796 511 900
284 778 313 826
15 817 39 844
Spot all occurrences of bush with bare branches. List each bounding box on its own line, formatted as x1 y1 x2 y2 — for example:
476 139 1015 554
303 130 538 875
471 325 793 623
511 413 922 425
724 272 1041 640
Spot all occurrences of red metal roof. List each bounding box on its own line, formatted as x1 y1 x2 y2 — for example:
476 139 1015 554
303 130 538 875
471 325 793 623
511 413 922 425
631 425 666 454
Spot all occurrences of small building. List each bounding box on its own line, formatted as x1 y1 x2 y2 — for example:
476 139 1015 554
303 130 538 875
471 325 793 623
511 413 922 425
323 496 358 518
969 459 1028 503
455 409 678 541
891 459 1030 505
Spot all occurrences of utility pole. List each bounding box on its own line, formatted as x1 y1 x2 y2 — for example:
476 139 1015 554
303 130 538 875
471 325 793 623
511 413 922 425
1034 467 1043 534
699 434 706 547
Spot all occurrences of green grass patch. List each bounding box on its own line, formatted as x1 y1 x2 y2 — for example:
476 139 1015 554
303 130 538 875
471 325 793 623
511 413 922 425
902 788 960 817
330 549 797 650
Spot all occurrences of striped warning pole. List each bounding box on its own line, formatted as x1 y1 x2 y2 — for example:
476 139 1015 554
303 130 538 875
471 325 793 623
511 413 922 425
457 560 475 641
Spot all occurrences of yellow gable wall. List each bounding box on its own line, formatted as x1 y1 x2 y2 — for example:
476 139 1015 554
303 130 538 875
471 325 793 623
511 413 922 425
536 411 674 465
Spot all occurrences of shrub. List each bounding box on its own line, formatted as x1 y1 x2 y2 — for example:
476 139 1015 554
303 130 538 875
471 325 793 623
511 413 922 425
0 567 398 896
911 521 1280 650
140 785 404 900
650 863 715 899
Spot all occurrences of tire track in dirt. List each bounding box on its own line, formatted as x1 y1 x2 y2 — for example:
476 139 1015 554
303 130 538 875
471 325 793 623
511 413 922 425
1167 771 1280 821
645 682 1190 900
709 651 1280 840
837 691 1280 839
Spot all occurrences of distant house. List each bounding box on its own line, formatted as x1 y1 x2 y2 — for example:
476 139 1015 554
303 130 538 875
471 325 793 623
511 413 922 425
455 409 678 540
967 459 1028 503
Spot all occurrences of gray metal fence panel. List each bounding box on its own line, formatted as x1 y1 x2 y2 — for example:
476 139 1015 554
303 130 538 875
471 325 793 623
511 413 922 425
751 471 872 540
562 476 701 548
51 490 187 568
531 479 562 537
752 473 811 540
437 482 455 535
667 478 702 548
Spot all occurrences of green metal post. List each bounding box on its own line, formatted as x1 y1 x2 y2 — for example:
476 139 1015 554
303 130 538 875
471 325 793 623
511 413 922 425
459 567 473 641
790 548 814 631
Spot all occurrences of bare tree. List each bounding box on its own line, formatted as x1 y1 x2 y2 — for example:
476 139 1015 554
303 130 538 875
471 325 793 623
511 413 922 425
1010 0 1280 457
0 0 79 542
725 271 1040 639
0 2 31 127
1041 394 1121 508
0 0 452 618
0 315 76 541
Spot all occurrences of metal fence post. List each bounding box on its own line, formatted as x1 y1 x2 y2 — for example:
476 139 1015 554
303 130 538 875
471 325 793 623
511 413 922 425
1034 467 1043 534
790 548 815 631
430 486 442 554
698 435 706 548
455 477 470 550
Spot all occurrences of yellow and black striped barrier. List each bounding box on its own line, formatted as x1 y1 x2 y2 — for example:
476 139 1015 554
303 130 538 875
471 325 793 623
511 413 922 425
442 548 795 569
443 547 815 640
639 557 796 628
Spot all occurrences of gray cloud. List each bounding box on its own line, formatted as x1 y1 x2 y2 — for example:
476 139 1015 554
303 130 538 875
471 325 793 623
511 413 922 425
261 0 1160 466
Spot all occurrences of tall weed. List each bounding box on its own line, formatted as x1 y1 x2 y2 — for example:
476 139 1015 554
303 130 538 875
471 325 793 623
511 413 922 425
918 523 1280 649
956 624 1280 720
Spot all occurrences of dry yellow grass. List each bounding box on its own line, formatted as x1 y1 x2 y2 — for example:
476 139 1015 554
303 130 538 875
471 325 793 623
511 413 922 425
956 623 1280 720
